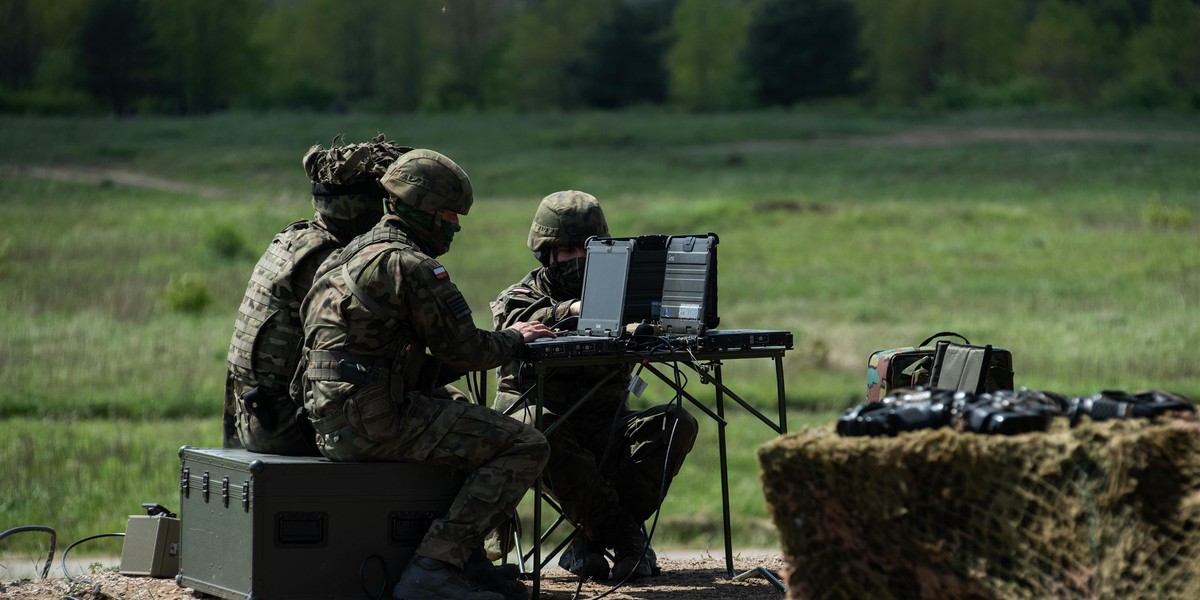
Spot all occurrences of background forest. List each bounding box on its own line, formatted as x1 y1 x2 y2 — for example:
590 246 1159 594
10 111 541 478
2 0 1200 116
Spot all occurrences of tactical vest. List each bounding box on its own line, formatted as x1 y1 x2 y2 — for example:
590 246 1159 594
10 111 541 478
304 223 428 390
227 221 341 396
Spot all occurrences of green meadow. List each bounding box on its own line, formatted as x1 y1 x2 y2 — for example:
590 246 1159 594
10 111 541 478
1 110 1198 558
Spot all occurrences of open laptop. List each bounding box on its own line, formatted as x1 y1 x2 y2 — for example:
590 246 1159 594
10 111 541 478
522 236 644 359
522 233 791 359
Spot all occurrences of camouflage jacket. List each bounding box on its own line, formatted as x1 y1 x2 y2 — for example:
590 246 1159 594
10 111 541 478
490 269 633 417
301 216 523 419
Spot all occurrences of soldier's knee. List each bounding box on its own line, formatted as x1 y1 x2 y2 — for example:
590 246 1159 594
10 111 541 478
669 406 699 442
512 424 550 469
675 405 699 429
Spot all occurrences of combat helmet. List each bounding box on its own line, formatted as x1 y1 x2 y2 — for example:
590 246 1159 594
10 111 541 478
303 133 412 222
380 149 474 216
527 190 609 260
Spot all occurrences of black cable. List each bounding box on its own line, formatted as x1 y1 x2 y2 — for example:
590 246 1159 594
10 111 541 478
503 362 543 417
61 532 124 583
567 364 638 600
0 525 56 579
358 554 388 600
571 343 689 600
548 314 579 330
558 350 661 599
467 369 485 406
606 347 686 594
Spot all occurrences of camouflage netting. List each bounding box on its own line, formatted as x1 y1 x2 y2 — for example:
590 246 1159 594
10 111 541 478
758 417 1200 600
302 134 414 223
303 133 411 185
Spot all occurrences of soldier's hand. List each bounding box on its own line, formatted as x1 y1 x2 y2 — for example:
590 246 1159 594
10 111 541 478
510 321 556 343
569 300 582 315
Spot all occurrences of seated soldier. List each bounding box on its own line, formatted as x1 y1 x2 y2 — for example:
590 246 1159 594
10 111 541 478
224 134 410 455
301 149 554 600
490 191 700 582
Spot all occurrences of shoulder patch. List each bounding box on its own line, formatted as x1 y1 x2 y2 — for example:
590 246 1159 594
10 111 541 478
446 291 471 320
432 265 449 280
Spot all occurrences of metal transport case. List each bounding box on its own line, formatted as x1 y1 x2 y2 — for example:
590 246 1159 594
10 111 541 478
177 446 461 600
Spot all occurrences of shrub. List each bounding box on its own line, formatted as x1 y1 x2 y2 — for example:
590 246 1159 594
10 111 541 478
1142 197 1194 229
204 224 250 260
922 75 1044 110
163 273 213 314
0 88 98 115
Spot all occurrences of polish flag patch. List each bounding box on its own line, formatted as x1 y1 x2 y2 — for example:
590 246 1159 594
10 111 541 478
432 266 449 280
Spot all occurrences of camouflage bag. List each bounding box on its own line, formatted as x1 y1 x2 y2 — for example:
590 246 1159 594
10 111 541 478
866 332 1014 402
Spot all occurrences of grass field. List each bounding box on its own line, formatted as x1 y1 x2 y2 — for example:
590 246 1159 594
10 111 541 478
1 109 1198 556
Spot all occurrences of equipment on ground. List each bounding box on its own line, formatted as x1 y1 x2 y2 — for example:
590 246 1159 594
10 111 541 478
176 447 461 600
865 332 1014 401
119 503 180 578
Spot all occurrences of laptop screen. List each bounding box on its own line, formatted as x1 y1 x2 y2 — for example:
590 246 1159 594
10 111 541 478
574 233 718 337
576 238 634 336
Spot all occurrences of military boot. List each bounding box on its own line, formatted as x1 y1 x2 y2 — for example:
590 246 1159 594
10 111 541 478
463 547 527 600
393 556 504 600
609 523 655 583
557 534 609 581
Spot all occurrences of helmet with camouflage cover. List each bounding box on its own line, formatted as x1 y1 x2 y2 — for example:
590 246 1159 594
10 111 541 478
380 149 474 216
527 190 609 256
303 133 413 221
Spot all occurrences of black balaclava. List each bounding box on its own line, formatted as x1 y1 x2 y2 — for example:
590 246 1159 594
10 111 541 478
541 248 586 299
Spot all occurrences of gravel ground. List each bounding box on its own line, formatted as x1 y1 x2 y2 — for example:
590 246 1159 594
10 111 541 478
0 555 789 599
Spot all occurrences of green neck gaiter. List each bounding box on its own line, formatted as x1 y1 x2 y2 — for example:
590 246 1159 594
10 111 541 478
391 204 461 256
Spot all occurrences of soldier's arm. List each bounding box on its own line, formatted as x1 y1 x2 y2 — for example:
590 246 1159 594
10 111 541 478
490 284 574 331
403 257 525 372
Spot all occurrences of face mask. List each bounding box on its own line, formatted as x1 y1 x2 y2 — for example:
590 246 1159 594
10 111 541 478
546 256 586 296
391 203 460 257
438 221 461 254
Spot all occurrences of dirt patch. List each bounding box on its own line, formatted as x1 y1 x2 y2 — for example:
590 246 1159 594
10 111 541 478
3 165 229 198
0 555 788 599
843 127 1200 146
680 127 1200 155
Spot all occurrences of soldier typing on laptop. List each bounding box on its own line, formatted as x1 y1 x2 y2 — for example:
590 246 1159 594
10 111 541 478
490 191 699 582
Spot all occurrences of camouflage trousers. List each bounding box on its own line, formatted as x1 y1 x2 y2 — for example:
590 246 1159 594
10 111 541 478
228 378 320 456
313 393 549 569
509 401 698 547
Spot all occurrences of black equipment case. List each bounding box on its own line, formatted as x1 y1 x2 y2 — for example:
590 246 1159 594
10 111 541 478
177 446 461 600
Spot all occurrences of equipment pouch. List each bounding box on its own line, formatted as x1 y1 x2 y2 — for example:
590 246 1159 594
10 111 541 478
239 386 279 430
343 374 406 442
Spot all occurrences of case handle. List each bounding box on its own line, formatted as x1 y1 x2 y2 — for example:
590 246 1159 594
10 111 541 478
918 331 970 347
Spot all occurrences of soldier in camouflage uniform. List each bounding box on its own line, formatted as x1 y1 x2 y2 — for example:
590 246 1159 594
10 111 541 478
490 191 699 582
300 149 553 600
224 134 411 455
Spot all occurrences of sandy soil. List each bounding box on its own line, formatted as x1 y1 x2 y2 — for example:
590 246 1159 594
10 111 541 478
0 555 789 600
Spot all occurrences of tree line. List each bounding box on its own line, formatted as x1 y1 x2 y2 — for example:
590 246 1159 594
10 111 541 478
2 0 1198 116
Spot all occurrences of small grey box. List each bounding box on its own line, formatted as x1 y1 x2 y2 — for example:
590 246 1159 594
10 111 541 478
120 515 181 577
177 446 461 600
